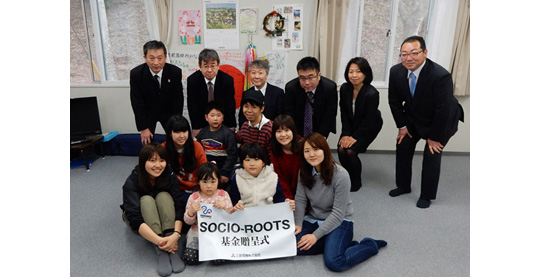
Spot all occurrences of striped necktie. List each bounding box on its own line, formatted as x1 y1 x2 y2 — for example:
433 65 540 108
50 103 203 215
304 91 314 136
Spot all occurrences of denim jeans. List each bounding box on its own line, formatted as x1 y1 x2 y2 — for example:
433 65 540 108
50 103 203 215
296 220 379 272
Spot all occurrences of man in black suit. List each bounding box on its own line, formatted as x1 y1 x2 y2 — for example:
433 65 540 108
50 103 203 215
284 57 337 138
388 36 464 208
130 40 183 145
238 59 284 127
187 49 236 137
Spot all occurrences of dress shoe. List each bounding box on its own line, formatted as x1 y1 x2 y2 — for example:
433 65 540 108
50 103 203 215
416 198 431 208
389 188 411 197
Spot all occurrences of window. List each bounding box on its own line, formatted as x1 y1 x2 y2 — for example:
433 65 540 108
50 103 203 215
71 0 98 84
346 0 433 84
70 0 150 84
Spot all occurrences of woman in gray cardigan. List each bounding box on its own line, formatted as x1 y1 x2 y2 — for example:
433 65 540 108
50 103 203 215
294 132 387 272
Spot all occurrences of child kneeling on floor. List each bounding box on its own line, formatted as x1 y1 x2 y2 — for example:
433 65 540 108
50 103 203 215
182 162 234 265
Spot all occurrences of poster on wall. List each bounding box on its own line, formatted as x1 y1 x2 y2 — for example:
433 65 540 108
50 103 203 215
178 10 202 45
271 4 303 50
203 0 240 50
262 51 287 89
239 8 257 34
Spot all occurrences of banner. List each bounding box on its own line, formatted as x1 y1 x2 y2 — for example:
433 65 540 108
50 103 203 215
198 202 297 261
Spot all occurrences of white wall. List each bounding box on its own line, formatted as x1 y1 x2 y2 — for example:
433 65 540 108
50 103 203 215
71 0 470 153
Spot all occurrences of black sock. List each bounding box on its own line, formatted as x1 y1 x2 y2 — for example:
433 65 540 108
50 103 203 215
375 240 387 249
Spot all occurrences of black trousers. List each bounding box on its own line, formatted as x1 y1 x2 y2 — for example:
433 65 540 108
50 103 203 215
395 134 442 200
148 118 169 137
337 134 377 192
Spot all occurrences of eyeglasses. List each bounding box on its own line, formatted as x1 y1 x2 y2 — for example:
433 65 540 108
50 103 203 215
399 50 424 59
299 75 319 82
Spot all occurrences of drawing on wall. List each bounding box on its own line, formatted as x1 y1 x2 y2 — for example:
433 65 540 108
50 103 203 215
240 8 257 34
178 10 201 45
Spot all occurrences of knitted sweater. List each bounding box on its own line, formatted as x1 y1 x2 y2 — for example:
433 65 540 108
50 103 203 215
228 165 285 206
270 150 301 200
235 115 273 164
294 164 354 239
196 125 238 178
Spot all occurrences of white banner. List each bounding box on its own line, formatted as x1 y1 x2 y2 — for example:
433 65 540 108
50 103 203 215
198 202 297 261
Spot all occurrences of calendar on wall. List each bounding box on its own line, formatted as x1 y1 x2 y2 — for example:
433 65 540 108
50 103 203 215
203 0 240 50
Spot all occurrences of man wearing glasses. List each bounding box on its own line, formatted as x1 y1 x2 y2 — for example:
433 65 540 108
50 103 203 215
388 36 464 209
284 57 338 138
187 48 236 137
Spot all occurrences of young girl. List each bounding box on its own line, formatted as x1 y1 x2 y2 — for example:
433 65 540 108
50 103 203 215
182 162 234 265
270 114 303 200
294 133 387 272
162 114 208 192
121 143 185 276
228 142 295 211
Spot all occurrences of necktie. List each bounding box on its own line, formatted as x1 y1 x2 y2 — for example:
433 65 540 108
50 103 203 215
409 72 416 97
208 81 214 102
304 91 314 136
153 74 160 89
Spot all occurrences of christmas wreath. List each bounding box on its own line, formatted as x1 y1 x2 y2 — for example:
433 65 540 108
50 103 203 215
263 11 285 37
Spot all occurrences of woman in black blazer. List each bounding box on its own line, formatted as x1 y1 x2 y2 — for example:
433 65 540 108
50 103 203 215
338 57 383 191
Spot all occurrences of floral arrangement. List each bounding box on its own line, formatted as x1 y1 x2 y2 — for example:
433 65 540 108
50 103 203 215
263 11 285 37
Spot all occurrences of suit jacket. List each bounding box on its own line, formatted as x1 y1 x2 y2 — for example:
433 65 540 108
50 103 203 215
284 76 338 137
187 70 236 130
388 58 464 144
339 82 383 140
238 83 285 127
130 63 183 132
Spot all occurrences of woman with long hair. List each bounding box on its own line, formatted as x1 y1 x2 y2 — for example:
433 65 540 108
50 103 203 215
270 114 303 199
294 132 386 272
121 143 185 276
162 114 207 192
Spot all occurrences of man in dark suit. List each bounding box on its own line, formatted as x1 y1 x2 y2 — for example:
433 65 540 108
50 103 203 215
187 48 236 137
388 36 464 208
130 40 183 145
238 59 284 127
284 57 337 138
